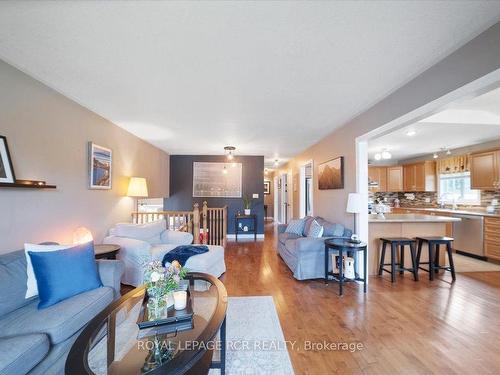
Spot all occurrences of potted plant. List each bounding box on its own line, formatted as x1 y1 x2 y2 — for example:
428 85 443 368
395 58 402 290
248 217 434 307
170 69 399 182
243 195 252 215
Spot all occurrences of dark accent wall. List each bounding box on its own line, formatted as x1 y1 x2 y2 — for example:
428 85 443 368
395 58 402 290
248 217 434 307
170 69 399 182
165 155 265 235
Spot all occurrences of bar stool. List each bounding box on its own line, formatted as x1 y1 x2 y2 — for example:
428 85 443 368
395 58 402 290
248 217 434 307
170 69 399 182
415 237 456 282
378 238 419 282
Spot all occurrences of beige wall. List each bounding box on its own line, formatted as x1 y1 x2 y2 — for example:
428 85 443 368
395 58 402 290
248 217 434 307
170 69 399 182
0 60 169 253
278 21 500 231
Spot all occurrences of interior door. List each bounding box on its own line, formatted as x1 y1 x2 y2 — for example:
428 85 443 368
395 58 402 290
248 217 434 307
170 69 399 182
273 176 279 222
305 177 312 216
277 176 283 223
281 174 289 224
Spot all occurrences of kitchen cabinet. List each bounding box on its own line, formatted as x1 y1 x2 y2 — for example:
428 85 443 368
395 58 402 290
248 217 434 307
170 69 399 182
386 166 403 192
470 150 500 190
484 217 500 260
402 161 436 192
403 165 415 191
368 166 387 192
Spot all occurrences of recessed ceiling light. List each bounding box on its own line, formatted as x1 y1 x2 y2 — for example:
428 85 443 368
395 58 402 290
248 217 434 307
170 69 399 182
433 153 439 159
406 129 416 136
381 150 392 160
374 153 382 161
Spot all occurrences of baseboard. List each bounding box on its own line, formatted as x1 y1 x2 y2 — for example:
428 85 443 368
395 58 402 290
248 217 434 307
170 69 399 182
227 234 265 240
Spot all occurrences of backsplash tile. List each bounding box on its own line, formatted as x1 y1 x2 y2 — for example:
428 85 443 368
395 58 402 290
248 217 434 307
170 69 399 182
370 191 437 207
481 191 500 206
370 190 500 208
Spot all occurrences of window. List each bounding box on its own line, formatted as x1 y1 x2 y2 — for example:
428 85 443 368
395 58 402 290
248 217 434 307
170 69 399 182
439 172 480 205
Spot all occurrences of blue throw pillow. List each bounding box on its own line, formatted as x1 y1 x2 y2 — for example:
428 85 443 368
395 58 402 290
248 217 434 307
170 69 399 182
285 218 306 236
28 242 102 309
306 219 324 238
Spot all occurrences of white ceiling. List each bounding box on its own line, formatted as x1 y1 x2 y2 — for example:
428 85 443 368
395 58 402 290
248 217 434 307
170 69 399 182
1 2 500 167
368 86 500 161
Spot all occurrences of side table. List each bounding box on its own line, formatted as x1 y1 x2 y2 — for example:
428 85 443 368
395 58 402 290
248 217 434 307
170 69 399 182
234 214 257 241
94 244 121 260
324 238 367 296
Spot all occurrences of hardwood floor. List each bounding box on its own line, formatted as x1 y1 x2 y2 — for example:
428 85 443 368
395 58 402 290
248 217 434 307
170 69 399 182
221 222 500 375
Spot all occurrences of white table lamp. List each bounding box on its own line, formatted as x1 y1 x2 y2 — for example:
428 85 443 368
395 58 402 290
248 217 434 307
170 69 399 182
346 193 362 236
127 177 149 212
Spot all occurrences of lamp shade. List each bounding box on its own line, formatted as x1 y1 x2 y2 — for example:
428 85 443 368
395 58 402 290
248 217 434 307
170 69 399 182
346 193 363 214
127 177 148 198
73 227 93 245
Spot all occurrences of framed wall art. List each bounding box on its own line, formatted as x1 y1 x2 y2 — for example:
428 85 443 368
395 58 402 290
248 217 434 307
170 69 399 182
0 135 16 184
88 142 112 189
264 180 271 195
318 156 344 190
193 162 242 198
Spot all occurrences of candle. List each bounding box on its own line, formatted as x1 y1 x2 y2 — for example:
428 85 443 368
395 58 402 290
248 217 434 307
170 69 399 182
173 291 187 310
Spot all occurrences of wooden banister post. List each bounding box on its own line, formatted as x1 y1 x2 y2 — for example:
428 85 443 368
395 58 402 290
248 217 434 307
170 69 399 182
223 205 228 247
193 203 200 244
202 201 208 245
187 213 193 235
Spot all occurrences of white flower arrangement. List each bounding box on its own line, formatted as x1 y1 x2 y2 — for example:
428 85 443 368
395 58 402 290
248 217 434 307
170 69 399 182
143 259 188 300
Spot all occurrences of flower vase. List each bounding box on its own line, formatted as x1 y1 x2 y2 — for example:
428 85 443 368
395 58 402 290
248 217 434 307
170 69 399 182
164 291 174 309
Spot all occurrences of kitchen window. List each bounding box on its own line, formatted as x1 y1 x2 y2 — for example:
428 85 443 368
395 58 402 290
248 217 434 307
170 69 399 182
439 172 480 205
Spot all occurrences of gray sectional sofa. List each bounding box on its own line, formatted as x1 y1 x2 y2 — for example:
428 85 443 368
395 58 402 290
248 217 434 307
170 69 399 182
277 216 352 280
0 249 124 375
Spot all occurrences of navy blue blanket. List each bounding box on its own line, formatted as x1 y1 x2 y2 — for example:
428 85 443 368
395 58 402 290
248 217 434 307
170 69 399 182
162 245 209 267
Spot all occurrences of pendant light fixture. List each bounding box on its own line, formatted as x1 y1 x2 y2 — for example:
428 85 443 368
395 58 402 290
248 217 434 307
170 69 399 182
224 146 236 160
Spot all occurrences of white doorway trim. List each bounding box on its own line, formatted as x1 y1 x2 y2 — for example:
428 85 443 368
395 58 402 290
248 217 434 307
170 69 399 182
273 176 279 222
299 159 314 218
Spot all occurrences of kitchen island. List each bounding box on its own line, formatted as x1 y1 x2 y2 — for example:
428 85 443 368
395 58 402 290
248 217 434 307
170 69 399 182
368 213 461 276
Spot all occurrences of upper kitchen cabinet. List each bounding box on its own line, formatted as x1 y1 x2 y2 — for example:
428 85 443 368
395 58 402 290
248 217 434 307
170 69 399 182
470 150 500 190
386 166 403 192
368 166 387 192
403 161 436 192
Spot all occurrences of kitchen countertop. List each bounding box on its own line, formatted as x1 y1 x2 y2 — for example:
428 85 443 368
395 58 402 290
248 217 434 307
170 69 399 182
396 206 500 218
369 213 461 223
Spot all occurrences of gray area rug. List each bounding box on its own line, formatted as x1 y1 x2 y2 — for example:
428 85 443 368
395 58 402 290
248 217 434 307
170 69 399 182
210 296 295 375
88 296 294 375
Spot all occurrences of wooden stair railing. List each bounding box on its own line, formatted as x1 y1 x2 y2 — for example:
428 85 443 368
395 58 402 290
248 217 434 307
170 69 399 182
131 202 227 246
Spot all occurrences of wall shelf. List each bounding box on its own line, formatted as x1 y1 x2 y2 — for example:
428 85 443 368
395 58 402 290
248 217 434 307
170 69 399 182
0 182 57 189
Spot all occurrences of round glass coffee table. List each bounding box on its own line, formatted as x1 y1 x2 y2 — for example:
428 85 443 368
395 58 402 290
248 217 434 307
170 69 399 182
65 272 228 375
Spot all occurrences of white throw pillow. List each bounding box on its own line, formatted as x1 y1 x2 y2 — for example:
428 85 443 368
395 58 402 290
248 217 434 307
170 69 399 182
306 219 324 238
24 243 73 299
285 219 306 236
114 219 166 243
